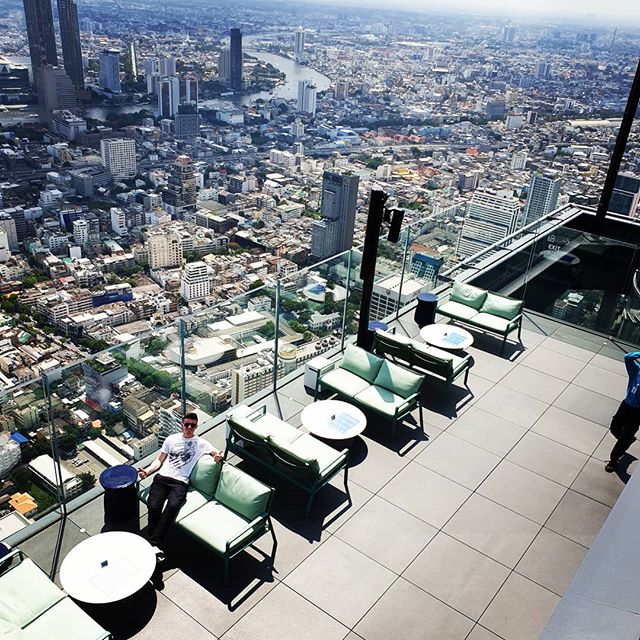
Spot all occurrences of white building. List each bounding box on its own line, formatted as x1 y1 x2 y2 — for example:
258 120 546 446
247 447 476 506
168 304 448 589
180 261 210 302
523 174 561 226
28 454 82 499
100 138 136 178
370 275 431 321
110 207 127 235
297 80 317 116
218 46 230 83
0 434 21 478
0 229 9 262
72 219 89 245
294 26 306 62
510 150 528 170
456 189 521 259
99 49 121 93
147 230 183 269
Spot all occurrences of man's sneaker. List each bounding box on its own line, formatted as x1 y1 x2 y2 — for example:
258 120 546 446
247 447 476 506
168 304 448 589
151 545 165 563
605 460 616 473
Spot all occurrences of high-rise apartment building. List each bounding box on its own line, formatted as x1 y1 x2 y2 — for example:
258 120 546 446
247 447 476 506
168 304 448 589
175 103 199 139
311 171 360 260
23 0 58 89
535 61 551 79
229 28 243 91
294 26 306 62
523 174 561 225
158 56 176 77
144 58 159 94
100 138 136 178
335 80 349 101
218 46 230 83
609 173 640 217
180 261 210 302
72 218 88 244
162 155 197 218
126 40 138 80
297 79 317 115
179 77 198 105
502 25 516 43
99 49 121 93
147 230 183 269
456 189 521 259
57 0 84 90
37 65 78 123
510 150 528 170
158 76 179 118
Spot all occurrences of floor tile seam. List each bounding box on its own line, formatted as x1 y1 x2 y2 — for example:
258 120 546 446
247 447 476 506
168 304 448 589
532 342 597 368
268 531 334 581
410 450 501 491
464 623 508 640
472 388 550 431
510 565 570 599
154 590 221 639
499 365 569 404
547 397 615 431
570 378 626 401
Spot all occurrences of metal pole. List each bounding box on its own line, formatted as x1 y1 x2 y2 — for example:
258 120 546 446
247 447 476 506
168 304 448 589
595 57 640 228
272 281 281 392
341 249 353 352
179 320 186 415
357 188 388 348
395 223 411 322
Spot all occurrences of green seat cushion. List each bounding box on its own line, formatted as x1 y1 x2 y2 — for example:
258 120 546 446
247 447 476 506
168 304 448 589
178 501 255 555
472 312 512 333
437 300 480 321
339 345 384 383
281 433 343 474
0 559 64 627
354 385 409 417
228 410 272 442
449 282 487 310
411 343 454 377
175 487 210 522
189 456 221 498
427 346 469 375
479 292 523 320
137 481 153 504
320 368 371 397
373 361 424 399
268 434 320 478
257 414 302 443
214 464 271 520
21 597 108 640
376 330 412 346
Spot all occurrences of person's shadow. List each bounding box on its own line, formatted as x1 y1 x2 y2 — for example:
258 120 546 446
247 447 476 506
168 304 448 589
615 453 638 484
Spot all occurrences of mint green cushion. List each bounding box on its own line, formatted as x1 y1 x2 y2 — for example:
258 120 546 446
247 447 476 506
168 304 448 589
0 618 26 639
257 415 302 443
0 559 64 627
175 487 210 522
437 300 479 321
339 345 384 383
373 361 424 399
189 456 221 498
320 368 370 397
269 434 320 476
21 596 109 640
449 281 487 310
178 501 256 555
354 386 409 417
479 292 523 320
228 412 272 442
214 464 271 520
472 312 512 333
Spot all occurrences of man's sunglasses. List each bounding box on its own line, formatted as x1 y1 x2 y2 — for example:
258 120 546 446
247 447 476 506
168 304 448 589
183 421 198 428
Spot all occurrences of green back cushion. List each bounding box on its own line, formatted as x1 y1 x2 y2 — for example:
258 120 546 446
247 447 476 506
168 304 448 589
411 344 453 376
228 413 271 442
214 464 271 520
189 455 222 498
479 292 523 320
340 344 384 382
373 360 424 398
269 434 320 478
449 281 487 310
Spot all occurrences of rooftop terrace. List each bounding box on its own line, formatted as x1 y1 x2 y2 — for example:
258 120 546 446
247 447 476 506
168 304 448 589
10 307 637 640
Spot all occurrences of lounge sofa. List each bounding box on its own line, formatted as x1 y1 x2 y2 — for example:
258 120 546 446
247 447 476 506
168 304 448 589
226 405 350 515
316 344 426 438
0 548 111 640
437 281 523 353
373 329 473 387
139 457 276 583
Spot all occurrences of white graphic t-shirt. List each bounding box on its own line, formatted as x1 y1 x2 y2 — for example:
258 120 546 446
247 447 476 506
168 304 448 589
158 434 214 484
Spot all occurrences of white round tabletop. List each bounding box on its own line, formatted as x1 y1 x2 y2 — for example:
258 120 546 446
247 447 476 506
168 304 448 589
419 323 474 350
59 531 156 604
301 399 367 440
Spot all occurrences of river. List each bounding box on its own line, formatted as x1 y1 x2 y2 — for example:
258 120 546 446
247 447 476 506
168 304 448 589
1 36 331 124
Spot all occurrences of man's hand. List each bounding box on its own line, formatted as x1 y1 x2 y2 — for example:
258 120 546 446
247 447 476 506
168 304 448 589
138 468 148 479
211 450 223 463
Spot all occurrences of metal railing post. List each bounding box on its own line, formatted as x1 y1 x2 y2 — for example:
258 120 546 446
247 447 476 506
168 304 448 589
272 280 281 393
179 319 186 415
395 225 411 322
341 250 353 352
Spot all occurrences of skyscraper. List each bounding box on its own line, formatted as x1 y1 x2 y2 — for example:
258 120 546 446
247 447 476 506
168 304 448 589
229 28 243 91
523 174 561 225
294 26 305 62
126 40 139 80
502 25 516 43
175 103 199 139
37 65 78 123
159 56 176 77
23 0 58 89
297 79 317 115
456 189 520 259
163 155 197 219
158 76 179 118
57 0 84 90
180 262 210 302
144 58 159 94
609 173 640 217
218 46 230 83
99 49 121 93
100 138 136 178
311 171 360 260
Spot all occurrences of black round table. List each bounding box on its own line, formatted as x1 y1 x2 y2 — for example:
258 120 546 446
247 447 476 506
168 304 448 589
414 292 438 328
99 465 139 523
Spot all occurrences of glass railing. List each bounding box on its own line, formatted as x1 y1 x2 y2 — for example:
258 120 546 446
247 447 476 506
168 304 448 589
3 202 640 552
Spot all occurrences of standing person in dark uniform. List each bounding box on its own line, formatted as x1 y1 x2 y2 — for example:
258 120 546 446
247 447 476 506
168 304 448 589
138 412 223 559
606 351 640 472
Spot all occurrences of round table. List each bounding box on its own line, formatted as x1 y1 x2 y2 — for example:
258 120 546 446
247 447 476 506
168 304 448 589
301 400 367 442
60 532 156 604
419 324 474 350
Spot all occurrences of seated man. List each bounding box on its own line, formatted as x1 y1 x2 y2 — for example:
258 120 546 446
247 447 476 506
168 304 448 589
138 412 223 559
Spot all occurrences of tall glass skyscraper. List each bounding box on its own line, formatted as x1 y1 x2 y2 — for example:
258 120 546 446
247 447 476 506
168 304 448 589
523 173 561 225
229 28 243 91
57 0 84 90
23 0 58 88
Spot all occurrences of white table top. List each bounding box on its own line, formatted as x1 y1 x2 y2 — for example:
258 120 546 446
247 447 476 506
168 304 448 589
59 531 156 604
419 323 474 350
301 399 367 440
